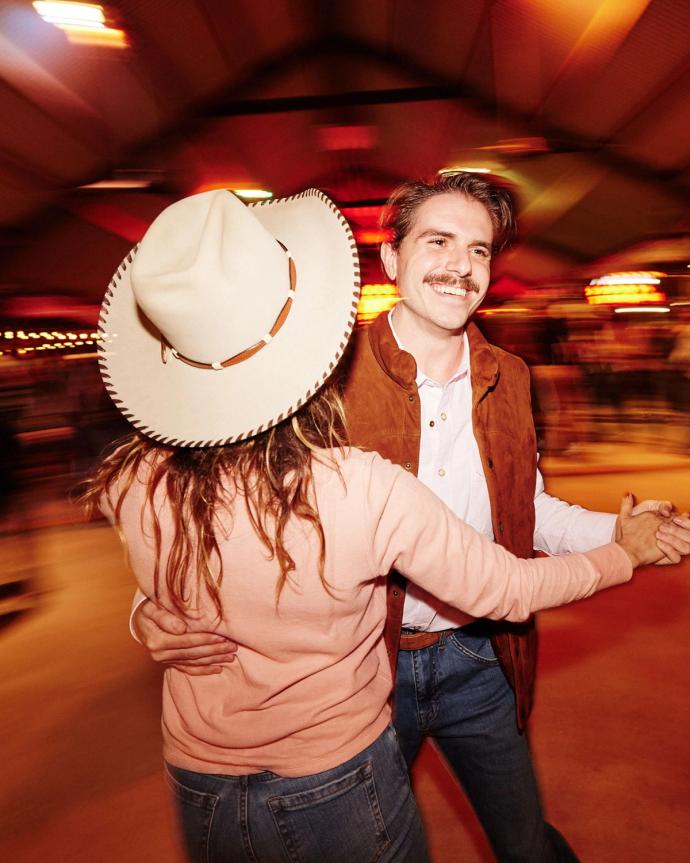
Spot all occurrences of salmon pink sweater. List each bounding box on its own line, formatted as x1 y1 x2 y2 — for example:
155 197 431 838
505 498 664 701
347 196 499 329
110 448 632 777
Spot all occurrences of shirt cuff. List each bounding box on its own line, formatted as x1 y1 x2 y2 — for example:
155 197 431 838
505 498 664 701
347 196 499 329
129 589 148 643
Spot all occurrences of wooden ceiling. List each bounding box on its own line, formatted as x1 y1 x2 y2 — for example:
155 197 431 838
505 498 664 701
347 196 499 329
1 0 689 315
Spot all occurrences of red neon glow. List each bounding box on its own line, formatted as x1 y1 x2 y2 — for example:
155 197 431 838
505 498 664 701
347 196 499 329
354 229 393 245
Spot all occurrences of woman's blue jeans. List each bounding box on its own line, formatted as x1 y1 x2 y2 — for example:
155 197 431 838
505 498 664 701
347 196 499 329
165 725 429 863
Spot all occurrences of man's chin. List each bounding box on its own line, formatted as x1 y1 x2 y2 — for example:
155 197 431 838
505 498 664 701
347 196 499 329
435 313 472 334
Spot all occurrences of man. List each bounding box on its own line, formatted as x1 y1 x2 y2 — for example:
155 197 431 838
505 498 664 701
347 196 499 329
131 173 690 862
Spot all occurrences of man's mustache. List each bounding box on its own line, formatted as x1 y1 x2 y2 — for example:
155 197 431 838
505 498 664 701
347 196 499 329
423 272 481 293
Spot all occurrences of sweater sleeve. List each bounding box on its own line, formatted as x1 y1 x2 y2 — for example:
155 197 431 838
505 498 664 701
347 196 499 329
363 453 633 622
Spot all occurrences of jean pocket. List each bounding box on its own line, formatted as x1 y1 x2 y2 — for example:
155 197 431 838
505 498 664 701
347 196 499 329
268 761 391 863
448 632 500 666
165 766 219 863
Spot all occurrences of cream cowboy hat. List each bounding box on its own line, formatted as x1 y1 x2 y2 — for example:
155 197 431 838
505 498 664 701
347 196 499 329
98 189 360 446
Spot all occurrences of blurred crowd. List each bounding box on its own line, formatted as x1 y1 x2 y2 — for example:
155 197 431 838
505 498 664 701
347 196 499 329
1 304 689 538
481 305 690 456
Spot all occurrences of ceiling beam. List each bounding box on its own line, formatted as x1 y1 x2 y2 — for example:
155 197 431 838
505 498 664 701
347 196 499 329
197 34 690 203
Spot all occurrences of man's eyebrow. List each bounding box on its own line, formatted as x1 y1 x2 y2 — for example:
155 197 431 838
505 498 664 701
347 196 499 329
415 228 455 240
415 228 493 251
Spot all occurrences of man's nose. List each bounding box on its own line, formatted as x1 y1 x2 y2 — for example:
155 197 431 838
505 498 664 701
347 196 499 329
446 247 471 277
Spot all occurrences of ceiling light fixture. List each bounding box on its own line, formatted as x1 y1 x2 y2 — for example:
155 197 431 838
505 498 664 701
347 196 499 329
586 271 667 306
438 166 493 175
193 183 274 200
589 271 663 287
232 189 274 201
78 179 153 190
33 2 128 48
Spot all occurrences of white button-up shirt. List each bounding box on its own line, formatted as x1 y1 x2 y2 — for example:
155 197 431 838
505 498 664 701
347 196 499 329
388 311 617 631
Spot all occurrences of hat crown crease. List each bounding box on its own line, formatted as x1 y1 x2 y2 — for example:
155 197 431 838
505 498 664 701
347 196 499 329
131 191 289 365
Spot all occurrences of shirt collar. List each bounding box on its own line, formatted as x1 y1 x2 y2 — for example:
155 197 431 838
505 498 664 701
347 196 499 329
388 309 471 388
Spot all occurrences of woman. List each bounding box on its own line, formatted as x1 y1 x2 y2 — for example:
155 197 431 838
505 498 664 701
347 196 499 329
85 189 669 863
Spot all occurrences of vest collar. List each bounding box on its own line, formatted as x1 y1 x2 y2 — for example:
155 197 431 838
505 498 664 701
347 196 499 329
368 312 500 397
367 311 417 389
468 322 500 402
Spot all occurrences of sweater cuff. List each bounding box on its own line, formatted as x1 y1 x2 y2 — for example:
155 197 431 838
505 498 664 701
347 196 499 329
584 542 634 590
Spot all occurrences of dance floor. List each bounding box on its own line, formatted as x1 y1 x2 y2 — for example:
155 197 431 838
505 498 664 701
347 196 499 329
1 460 689 862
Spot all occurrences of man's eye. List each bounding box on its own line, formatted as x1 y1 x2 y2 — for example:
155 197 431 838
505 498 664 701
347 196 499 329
472 247 490 258
430 238 446 246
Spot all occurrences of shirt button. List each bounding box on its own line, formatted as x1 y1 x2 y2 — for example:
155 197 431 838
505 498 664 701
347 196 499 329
429 420 435 427
440 412 447 420
487 457 494 469
498 520 504 534
392 589 400 597
438 468 445 477
408 393 415 402
404 462 412 470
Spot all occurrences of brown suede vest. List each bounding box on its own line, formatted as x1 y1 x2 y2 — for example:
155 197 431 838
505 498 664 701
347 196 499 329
340 312 539 730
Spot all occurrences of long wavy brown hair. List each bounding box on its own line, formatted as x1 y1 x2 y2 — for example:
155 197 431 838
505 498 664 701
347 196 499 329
82 382 349 619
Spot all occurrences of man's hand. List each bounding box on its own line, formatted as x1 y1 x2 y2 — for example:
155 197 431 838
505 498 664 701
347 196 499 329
656 512 690 564
132 600 238 675
615 498 690 565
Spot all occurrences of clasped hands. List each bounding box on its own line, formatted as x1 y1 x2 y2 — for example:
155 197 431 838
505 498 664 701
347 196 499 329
615 495 690 566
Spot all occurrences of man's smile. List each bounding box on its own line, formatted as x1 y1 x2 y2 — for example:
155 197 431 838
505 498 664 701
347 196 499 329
424 274 481 298
430 283 471 297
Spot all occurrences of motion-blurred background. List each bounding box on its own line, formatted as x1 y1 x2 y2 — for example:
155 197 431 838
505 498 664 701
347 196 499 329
1 2 689 862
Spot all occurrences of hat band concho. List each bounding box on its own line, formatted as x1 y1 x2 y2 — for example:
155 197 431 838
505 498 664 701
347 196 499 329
160 250 296 372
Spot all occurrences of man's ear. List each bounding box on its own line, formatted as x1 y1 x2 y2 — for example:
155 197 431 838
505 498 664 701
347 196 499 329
380 242 397 280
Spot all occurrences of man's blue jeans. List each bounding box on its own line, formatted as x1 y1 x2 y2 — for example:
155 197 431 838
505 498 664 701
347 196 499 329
165 725 429 862
394 625 579 863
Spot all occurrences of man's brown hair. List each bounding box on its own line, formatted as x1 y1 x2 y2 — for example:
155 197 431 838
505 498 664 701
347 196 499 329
382 172 518 254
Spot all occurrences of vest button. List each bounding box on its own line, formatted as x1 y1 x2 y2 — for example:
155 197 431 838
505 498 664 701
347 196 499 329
487 457 494 469
392 589 400 597
408 393 414 402
498 520 504 534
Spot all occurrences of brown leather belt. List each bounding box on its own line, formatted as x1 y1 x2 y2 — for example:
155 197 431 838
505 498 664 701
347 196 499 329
398 628 457 650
